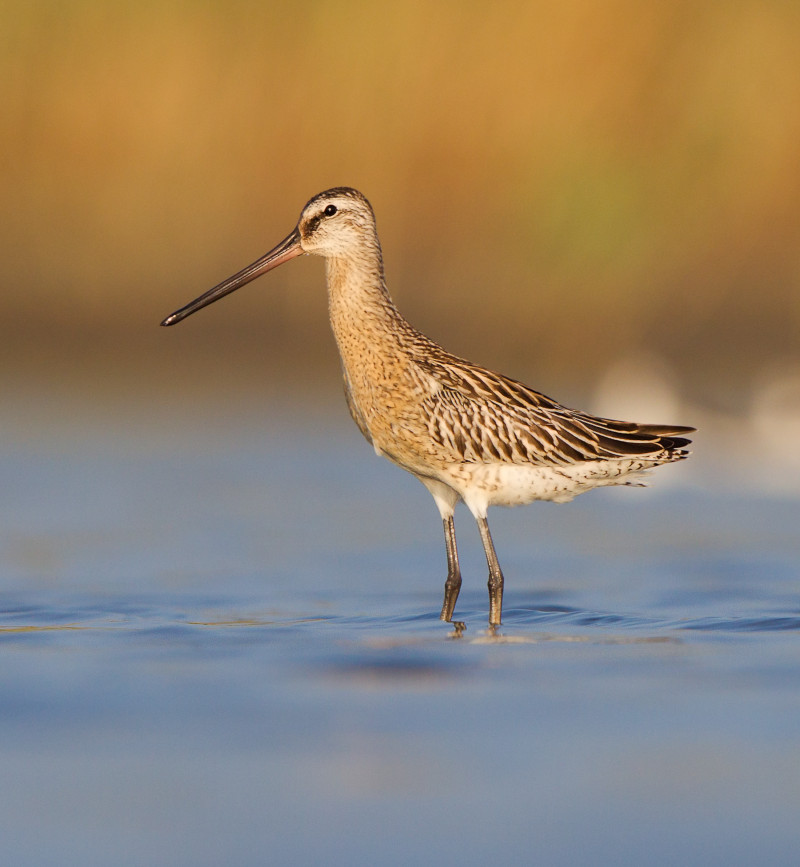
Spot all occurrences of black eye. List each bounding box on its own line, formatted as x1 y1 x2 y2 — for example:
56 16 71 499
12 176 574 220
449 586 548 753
323 204 337 217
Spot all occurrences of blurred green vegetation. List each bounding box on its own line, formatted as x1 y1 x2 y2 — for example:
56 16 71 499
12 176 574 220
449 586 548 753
2 0 799 406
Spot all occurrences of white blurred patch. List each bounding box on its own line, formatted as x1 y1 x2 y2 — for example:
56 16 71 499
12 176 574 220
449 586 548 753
592 353 682 424
750 364 800 492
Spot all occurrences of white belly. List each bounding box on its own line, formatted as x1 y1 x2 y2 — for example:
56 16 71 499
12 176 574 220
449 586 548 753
438 458 654 517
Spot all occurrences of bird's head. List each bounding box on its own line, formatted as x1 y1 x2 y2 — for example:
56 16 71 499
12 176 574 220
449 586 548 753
160 187 376 326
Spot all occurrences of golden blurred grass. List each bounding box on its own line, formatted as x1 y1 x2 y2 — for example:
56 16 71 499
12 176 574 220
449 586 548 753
2 0 799 403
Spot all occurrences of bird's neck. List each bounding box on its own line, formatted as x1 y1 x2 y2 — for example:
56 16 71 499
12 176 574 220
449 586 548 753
325 248 408 349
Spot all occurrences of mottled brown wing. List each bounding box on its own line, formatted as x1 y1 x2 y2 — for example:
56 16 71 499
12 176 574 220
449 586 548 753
416 356 694 466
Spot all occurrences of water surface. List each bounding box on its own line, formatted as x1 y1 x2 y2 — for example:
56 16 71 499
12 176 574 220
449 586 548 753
1 388 798 866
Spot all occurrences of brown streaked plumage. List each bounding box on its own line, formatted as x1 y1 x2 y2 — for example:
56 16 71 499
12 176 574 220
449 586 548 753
162 187 694 627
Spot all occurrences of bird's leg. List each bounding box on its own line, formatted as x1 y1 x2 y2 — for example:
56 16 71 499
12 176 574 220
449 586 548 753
439 515 462 622
477 516 504 626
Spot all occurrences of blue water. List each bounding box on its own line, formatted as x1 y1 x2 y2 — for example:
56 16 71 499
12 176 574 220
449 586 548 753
1 389 799 866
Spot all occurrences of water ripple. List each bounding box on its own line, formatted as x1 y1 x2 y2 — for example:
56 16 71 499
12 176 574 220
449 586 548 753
2 596 799 643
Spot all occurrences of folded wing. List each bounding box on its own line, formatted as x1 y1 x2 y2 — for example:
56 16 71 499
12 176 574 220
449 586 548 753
417 356 694 466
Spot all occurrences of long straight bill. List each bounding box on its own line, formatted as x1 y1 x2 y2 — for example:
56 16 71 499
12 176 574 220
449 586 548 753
160 229 303 326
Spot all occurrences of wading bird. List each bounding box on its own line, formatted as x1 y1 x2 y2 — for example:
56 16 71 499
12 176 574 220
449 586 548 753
162 188 693 627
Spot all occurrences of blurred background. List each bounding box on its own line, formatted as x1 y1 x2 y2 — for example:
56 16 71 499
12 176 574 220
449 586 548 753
3 6 800 864
2 0 799 473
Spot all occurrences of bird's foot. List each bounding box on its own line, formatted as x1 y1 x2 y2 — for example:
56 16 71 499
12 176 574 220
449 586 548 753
448 620 466 638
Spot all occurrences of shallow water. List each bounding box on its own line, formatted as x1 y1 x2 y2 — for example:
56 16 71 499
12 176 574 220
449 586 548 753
1 390 799 866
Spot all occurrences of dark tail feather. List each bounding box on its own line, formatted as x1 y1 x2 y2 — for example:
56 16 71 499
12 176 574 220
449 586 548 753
640 424 694 452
